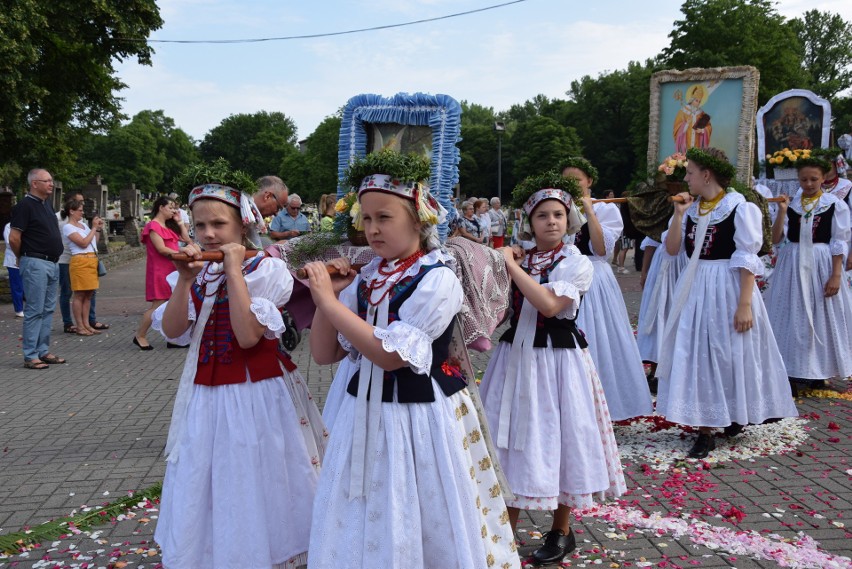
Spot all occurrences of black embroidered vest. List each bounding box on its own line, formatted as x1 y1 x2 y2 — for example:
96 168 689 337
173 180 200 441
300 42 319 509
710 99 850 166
685 206 738 260
572 222 593 256
787 203 835 244
499 256 588 349
346 263 467 403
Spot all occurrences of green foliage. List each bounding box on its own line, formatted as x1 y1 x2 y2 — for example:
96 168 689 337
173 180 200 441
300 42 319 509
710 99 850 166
170 158 256 203
286 231 347 268
565 60 660 193
790 10 852 100
73 110 199 195
199 111 299 179
342 149 431 191
0 483 161 555
661 0 805 103
280 115 342 203
0 0 163 174
508 116 582 183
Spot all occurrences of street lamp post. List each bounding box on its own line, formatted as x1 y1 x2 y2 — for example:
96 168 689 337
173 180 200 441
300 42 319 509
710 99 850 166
494 121 505 203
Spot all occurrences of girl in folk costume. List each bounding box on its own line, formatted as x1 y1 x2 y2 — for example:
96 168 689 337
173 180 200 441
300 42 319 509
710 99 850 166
812 148 852 273
765 157 852 392
304 152 520 569
153 184 326 569
479 172 626 566
635 235 687 383
657 148 797 460
562 157 653 420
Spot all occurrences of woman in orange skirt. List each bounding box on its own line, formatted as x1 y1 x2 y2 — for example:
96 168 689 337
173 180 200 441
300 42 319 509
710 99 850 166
61 199 105 336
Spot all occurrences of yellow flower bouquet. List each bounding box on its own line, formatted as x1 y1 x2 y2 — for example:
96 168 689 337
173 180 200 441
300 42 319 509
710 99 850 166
765 147 811 168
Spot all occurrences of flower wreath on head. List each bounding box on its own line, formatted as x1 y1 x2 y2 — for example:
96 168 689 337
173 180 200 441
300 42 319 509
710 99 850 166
792 156 833 173
341 149 446 249
810 147 847 174
511 170 585 242
685 147 737 181
557 156 599 186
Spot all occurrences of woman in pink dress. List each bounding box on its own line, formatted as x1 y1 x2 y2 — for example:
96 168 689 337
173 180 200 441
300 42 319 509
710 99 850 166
134 196 190 350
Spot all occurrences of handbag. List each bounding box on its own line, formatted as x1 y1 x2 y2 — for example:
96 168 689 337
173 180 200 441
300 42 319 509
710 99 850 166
97 259 107 277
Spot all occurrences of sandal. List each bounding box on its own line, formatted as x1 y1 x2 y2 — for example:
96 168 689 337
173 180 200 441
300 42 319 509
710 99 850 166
90 322 110 330
64 324 78 334
24 360 49 370
41 354 67 364
76 330 94 336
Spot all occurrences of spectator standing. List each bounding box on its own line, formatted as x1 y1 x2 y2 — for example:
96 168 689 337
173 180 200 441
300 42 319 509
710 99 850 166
253 175 289 218
457 202 487 244
61 199 104 336
134 196 187 350
319 194 336 232
488 197 508 248
58 192 108 333
8 169 66 369
474 199 491 244
3 223 24 317
269 194 311 240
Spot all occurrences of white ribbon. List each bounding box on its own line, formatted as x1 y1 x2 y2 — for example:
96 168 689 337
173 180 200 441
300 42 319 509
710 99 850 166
658 213 711 379
797 201 820 345
496 279 540 451
164 273 222 463
349 299 389 499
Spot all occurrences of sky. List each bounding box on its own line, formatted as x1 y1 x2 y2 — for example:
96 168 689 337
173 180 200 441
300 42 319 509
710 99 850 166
115 0 852 142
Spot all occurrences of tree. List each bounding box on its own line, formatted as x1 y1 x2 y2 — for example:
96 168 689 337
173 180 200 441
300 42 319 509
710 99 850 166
200 111 299 179
0 1 163 175
790 10 852 100
74 110 198 195
661 0 804 103
508 116 582 183
279 115 341 204
566 61 659 192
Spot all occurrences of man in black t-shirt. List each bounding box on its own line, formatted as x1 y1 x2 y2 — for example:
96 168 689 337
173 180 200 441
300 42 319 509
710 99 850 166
8 169 66 369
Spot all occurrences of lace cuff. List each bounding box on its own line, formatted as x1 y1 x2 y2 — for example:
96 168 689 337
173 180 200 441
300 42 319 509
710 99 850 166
830 239 849 258
373 320 432 375
151 299 195 344
543 281 581 319
250 297 286 339
602 231 618 258
730 251 764 276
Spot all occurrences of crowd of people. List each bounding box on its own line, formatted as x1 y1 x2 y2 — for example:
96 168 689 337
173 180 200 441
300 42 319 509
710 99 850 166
3 144 850 567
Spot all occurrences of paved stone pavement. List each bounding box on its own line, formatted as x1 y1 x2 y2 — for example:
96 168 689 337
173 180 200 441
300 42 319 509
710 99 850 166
0 256 850 568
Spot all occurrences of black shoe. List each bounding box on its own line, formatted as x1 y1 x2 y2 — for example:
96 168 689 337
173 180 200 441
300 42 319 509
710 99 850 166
723 423 744 438
133 336 154 351
687 433 716 459
647 376 658 395
809 379 827 390
166 342 189 349
531 529 576 565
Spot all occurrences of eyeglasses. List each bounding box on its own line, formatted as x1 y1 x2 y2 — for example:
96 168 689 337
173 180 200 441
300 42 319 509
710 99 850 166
267 191 288 212
288 205 302 211
34 179 54 184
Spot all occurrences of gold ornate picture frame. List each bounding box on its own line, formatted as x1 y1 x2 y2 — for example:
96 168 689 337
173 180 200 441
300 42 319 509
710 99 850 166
648 66 760 185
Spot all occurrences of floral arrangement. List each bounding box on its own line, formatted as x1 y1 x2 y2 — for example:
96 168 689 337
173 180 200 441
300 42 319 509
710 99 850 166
657 152 688 181
332 191 359 236
764 147 811 168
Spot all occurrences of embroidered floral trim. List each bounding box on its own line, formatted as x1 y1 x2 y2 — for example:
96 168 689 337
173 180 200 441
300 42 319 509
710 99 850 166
249 297 286 338
829 239 849 257
337 332 354 354
373 320 432 375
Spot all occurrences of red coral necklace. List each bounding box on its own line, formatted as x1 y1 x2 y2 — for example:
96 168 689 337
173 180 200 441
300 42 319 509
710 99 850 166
527 243 563 276
366 249 425 306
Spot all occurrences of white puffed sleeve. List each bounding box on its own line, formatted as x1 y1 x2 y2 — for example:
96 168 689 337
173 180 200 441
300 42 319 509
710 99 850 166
336 276 361 353
151 270 196 344
373 266 464 375
830 198 851 258
543 249 594 320
640 236 661 250
589 202 624 258
244 257 292 339
730 202 765 275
